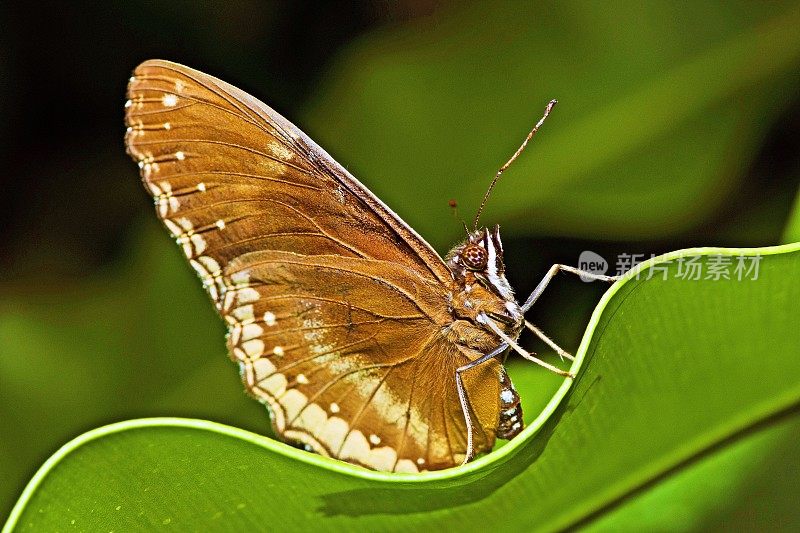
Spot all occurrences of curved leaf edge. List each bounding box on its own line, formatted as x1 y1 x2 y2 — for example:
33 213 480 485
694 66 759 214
5 242 799 532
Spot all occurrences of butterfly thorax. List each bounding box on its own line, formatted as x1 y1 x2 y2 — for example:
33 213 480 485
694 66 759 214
445 225 526 442
445 225 523 351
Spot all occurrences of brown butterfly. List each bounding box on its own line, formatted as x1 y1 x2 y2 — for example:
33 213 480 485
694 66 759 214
125 60 616 472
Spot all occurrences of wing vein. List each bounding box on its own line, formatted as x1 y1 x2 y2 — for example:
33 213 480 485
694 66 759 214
247 294 425 320
134 68 301 153
132 138 312 174
234 258 430 317
151 170 324 192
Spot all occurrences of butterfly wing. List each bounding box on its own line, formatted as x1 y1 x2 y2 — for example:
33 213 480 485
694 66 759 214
125 60 501 470
227 249 501 471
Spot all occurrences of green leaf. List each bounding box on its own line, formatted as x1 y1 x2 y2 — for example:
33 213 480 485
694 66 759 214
0 220 273 518
585 414 800 531
5 243 799 531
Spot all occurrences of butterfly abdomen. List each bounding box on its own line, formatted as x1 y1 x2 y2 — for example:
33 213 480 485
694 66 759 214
496 370 524 440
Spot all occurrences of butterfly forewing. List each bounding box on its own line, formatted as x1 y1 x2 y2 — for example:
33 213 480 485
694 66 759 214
125 60 503 471
125 61 449 282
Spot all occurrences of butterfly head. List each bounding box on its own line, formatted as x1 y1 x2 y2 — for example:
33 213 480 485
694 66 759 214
446 225 523 345
451 225 506 276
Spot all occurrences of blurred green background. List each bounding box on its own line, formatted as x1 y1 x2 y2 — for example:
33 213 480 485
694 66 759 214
1 0 798 523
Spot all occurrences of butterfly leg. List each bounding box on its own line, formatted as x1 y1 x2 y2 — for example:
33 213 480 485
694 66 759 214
456 344 508 465
524 320 574 361
521 264 619 313
479 314 574 378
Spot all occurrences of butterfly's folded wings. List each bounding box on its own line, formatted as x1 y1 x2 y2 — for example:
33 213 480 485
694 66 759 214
125 60 501 471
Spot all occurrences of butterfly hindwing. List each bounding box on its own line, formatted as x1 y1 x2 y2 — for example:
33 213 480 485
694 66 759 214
125 60 502 471
227 250 500 470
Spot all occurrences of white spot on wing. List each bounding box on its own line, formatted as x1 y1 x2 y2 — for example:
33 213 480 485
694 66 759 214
295 403 326 432
236 287 260 304
394 459 419 473
340 431 369 462
261 373 287 398
232 347 247 361
241 339 264 359
231 271 250 288
280 389 308 422
263 311 276 326
190 234 207 255
253 358 276 381
340 431 400 471
273 346 285 357
231 305 254 322
228 325 242 346
198 256 220 274
363 446 397 471
241 323 263 341
269 142 294 161
163 219 181 236
318 416 349 451
162 93 178 107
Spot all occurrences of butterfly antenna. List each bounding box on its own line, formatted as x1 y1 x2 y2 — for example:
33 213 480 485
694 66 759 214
449 199 470 235
473 99 558 231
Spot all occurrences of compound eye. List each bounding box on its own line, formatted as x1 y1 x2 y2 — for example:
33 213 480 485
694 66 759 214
461 244 488 270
